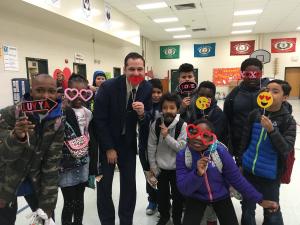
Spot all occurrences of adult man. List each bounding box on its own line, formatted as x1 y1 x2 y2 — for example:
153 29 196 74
0 74 64 225
94 52 152 225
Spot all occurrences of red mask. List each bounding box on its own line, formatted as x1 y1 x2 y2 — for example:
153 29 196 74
127 75 144 86
186 124 217 146
240 71 262 80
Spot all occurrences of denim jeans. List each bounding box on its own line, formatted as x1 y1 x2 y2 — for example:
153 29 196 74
241 172 284 225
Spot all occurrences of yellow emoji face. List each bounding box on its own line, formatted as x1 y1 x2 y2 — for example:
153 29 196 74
257 92 273 109
196 97 211 110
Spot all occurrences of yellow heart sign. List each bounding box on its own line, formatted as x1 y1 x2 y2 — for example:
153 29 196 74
257 92 273 109
196 97 211 110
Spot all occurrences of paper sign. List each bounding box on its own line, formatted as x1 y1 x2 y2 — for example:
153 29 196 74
21 98 58 113
257 92 273 109
3 45 19 71
178 81 197 95
196 97 211 110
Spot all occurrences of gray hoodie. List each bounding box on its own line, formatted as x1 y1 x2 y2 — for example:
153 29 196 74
148 114 187 176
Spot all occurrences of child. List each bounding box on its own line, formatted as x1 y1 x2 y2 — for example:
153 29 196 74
59 74 93 225
148 92 187 225
176 119 279 225
188 81 228 144
175 63 197 121
139 78 163 215
0 74 64 225
223 58 269 160
239 79 296 225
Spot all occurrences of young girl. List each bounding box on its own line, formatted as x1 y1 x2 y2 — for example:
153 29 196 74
59 74 93 225
176 119 279 225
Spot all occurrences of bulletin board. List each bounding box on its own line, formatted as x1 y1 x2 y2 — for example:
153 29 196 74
213 68 241 86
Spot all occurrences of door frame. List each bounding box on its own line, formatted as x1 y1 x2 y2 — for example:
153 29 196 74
284 66 300 99
25 57 49 86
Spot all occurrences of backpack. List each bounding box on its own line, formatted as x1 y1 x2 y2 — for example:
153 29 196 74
279 115 295 184
184 142 242 200
155 117 184 145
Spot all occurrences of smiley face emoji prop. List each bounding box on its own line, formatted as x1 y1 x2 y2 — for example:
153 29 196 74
196 97 211 110
257 92 273 109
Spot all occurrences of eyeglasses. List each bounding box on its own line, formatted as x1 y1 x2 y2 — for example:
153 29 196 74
240 71 262 79
64 88 93 102
186 124 217 146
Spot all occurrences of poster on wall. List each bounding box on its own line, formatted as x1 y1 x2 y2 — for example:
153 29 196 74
160 45 180 59
271 38 296 53
3 45 19 71
194 43 216 57
230 40 255 56
82 0 91 19
213 68 240 86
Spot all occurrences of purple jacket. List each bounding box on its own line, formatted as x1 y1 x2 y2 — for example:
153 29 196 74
176 143 263 203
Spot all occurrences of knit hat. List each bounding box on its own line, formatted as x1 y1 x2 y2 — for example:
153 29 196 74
93 70 106 86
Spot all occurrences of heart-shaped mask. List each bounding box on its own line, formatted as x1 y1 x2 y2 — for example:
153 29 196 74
64 88 93 102
186 124 217 146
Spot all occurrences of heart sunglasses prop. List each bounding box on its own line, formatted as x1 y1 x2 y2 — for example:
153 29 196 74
186 124 217 146
64 88 93 102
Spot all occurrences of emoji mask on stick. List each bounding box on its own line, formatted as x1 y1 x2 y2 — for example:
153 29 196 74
257 91 273 109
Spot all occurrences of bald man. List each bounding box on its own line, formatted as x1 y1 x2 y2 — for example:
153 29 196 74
0 74 64 225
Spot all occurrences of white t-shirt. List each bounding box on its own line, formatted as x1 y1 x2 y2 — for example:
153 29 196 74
72 107 92 135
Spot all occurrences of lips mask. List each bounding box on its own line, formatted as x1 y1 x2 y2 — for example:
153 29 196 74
127 75 144 86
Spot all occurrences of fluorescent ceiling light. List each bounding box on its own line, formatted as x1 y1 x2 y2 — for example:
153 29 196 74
153 17 178 23
173 34 191 39
233 21 256 27
136 2 168 10
231 30 252 34
165 27 186 32
234 9 263 16
297 26 300 30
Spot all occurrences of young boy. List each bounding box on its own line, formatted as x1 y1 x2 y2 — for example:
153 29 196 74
148 92 187 225
0 74 64 225
188 81 228 145
175 63 197 121
224 58 269 161
139 78 163 215
239 79 296 225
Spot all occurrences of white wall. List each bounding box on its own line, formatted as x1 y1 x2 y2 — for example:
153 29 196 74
152 32 300 93
0 11 141 108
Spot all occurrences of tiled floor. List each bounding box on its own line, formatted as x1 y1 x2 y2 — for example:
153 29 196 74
16 100 300 225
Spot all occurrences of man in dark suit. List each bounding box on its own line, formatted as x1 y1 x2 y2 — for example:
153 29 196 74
94 52 152 225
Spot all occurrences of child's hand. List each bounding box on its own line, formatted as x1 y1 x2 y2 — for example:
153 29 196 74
106 149 118 164
14 116 35 141
261 115 274 133
159 123 168 138
95 175 103 182
182 97 191 108
197 157 209 176
259 200 279 213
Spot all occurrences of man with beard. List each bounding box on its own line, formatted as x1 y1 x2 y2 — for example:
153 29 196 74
93 52 152 225
147 93 187 225
223 58 268 165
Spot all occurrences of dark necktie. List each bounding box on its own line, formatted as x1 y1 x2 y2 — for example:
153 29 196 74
127 88 136 111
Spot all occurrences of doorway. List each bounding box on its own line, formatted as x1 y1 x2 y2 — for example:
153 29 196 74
26 57 48 86
170 69 198 93
113 67 121 77
285 67 300 99
73 63 87 78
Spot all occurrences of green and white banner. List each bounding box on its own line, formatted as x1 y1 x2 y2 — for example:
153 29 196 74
160 45 180 59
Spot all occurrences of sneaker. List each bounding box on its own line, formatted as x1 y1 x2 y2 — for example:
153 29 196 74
146 201 157 215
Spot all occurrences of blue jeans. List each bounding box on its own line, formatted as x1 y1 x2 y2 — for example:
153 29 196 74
241 172 284 225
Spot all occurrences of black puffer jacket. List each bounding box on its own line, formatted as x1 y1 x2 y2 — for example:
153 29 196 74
224 82 261 156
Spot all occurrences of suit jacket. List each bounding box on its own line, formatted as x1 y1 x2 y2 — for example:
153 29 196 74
94 75 152 153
